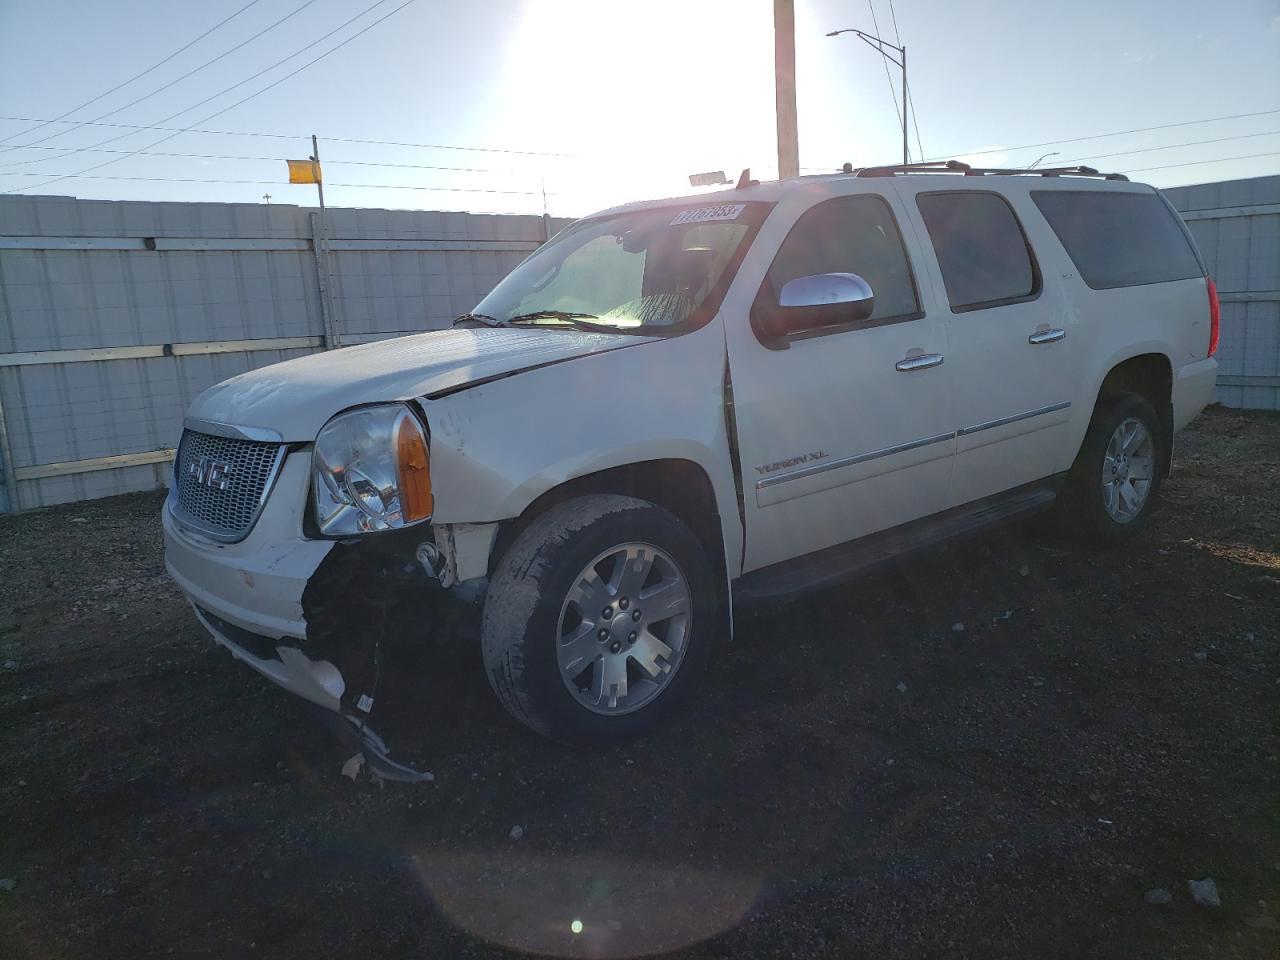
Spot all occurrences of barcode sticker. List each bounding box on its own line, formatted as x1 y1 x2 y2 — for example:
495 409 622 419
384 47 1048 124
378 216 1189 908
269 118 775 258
670 203 747 226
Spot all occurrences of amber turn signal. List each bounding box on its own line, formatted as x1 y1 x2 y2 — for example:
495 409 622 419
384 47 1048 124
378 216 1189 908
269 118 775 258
396 414 433 522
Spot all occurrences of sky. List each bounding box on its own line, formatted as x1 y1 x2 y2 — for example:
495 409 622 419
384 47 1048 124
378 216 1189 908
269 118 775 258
0 0 1277 218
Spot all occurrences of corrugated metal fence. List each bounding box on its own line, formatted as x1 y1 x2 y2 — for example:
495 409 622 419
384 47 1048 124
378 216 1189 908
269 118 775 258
1165 174 1280 411
0 194 569 513
1 176 1276 512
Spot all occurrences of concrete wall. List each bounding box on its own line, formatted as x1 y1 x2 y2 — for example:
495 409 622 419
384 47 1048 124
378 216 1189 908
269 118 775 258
0 194 569 513
1165 174 1280 411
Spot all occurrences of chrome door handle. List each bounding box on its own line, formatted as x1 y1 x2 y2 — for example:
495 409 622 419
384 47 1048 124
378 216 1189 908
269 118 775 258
1028 328 1066 345
895 353 944 372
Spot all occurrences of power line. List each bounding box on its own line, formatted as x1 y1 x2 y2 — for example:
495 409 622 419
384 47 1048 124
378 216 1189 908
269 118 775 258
1058 129 1280 166
926 107 1280 162
0 170 552 195
0 0 266 150
5 0 419 195
319 133 574 157
865 0 903 158
885 0 925 165
3 0 317 159
1125 151 1280 174
0 118 574 158
1 142 522 174
886 0 903 45
907 81 925 162
0 0 382 171
802 107 1280 171
801 149 1280 178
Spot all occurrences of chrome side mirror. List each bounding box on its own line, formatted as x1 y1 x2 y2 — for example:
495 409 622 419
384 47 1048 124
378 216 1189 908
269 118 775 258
761 272 875 339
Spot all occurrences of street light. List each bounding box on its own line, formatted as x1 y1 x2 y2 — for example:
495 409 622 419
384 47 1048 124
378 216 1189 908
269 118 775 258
1027 151 1060 169
826 27 909 167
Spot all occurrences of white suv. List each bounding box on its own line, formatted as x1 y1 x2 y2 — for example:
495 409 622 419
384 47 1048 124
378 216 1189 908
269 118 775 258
164 161 1219 757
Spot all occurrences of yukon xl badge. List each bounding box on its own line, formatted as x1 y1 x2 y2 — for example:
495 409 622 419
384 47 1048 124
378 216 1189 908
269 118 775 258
188 456 234 491
755 450 829 475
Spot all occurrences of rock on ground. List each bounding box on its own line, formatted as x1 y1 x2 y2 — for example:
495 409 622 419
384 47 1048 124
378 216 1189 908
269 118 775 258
1187 877 1221 908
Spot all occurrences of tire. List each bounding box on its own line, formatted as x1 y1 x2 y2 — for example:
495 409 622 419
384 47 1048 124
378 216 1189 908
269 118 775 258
481 494 718 744
1063 392 1165 545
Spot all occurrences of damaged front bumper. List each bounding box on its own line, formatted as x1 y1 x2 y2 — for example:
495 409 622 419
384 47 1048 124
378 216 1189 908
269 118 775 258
164 463 486 780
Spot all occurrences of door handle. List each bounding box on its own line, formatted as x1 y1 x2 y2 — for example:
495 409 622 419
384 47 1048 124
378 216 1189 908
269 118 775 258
895 353 944 372
1028 328 1066 345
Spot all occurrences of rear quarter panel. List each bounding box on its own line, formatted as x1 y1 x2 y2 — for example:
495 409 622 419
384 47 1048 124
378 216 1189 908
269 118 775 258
1052 277 1210 471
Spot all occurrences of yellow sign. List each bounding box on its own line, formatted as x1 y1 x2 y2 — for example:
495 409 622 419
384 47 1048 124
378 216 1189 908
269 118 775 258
287 159 321 184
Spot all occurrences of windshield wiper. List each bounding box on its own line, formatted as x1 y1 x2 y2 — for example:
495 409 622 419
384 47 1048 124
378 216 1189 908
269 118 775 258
506 310 640 334
452 312 508 328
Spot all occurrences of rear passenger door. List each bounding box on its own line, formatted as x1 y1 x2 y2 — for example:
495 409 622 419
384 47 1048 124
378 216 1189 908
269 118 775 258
895 182 1078 508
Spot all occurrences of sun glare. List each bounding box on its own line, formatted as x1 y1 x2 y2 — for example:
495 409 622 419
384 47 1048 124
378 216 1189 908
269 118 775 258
494 0 777 215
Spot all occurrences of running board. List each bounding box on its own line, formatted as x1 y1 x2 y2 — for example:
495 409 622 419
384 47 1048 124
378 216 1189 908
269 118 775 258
733 481 1061 608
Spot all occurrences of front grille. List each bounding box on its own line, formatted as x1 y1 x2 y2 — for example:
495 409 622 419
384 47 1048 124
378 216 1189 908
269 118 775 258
173 429 286 541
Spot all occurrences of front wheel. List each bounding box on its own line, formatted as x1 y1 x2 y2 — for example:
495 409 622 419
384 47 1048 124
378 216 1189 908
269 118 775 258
481 495 718 744
1063 393 1165 545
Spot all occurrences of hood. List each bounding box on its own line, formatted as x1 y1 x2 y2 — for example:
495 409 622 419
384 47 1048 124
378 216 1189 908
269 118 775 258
187 327 654 440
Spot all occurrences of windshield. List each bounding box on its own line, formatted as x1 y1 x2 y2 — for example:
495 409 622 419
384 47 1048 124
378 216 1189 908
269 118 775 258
472 202 770 331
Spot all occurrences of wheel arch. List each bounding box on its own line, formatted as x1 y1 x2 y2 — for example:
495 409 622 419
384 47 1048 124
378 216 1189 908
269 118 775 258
491 458 726 578
1090 350 1174 478
488 457 735 640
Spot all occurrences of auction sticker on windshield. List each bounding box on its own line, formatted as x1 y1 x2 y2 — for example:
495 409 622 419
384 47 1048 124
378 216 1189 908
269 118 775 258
670 203 747 226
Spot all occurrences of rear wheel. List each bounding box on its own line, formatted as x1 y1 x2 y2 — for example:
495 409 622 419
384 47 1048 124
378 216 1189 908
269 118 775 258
1063 393 1165 544
481 494 717 744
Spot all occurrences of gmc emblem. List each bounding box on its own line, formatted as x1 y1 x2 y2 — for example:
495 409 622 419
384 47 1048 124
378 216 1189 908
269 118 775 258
188 456 234 491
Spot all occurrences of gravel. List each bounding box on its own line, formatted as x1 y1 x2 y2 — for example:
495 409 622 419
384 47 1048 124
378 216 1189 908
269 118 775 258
1 406 1277 960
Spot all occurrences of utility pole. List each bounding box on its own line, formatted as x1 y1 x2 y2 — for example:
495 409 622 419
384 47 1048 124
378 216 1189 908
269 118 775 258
774 0 799 179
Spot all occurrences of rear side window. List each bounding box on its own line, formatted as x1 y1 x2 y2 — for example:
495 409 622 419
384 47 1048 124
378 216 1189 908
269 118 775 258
1031 190 1203 289
766 194 921 323
916 192 1040 311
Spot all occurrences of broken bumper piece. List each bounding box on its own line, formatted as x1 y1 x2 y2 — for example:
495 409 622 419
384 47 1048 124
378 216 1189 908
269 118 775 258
193 604 345 711
192 604 434 782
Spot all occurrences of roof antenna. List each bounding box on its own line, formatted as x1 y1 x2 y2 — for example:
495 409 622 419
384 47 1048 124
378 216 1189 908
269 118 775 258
736 167 755 190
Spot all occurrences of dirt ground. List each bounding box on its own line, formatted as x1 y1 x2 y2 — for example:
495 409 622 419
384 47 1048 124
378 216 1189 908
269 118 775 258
1 405 1277 959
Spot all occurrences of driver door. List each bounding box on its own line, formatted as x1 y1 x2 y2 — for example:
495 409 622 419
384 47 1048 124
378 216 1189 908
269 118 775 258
723 191 955 572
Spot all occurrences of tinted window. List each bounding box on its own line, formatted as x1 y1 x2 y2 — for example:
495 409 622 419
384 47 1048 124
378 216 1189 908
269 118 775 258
917 192 1039 311
767 195 920 322
1032 190 1203 289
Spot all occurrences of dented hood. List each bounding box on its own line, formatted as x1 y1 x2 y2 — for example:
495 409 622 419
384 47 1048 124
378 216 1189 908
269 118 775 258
186 327 653 440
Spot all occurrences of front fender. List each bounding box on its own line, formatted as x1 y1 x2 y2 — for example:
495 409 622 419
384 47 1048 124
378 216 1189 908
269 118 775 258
420 319 744 575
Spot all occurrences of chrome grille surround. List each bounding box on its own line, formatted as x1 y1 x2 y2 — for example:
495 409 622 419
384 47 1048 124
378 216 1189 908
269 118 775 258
172 425 287 543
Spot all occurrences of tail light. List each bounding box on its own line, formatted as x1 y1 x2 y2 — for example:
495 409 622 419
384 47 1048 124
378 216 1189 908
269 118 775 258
1206 276 1220 357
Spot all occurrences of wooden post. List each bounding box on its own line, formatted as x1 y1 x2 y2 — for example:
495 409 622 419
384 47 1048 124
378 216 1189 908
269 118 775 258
774 0 799 180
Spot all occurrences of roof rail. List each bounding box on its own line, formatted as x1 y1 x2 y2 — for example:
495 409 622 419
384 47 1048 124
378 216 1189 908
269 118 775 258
848 159 1129 181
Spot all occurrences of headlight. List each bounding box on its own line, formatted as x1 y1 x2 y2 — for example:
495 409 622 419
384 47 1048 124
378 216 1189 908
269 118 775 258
312 404 433 536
